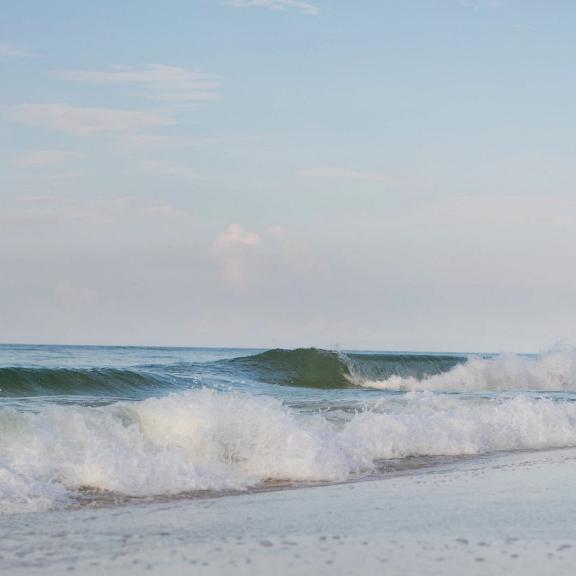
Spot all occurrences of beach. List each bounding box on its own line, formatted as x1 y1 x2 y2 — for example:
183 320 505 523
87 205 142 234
4 1 576 573
3 446 576 575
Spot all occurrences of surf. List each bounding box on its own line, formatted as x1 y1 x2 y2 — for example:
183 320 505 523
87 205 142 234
357 349 576 391
3 388 576 513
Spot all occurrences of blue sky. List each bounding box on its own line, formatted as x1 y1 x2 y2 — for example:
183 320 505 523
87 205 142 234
1 0 575 351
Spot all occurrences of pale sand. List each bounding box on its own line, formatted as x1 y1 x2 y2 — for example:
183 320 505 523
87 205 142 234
2 448 576 575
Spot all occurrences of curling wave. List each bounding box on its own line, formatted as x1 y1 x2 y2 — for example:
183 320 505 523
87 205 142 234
226 348 354 388
225 348 465 388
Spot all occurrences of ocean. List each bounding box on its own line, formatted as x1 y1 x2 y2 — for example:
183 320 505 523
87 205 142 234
2 343 576 515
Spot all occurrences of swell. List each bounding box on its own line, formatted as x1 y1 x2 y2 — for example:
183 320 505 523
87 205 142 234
0 367 177 398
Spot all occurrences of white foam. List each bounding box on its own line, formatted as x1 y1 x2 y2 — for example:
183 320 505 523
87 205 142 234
358 350 576 391
2 389 576 513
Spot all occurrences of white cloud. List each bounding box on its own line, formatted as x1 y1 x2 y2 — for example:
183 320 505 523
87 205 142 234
0 44 40 58
9 103 173 136
227 0 319 15
210 223 322 292
213 223 261 250
13 150 84 167
297 167 388 181
211 224 262 286
53 64 221 102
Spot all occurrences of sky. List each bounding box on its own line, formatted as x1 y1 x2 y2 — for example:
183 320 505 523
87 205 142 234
1 0 575 352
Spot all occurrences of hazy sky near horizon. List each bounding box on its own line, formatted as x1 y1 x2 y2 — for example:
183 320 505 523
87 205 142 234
1 0 576 352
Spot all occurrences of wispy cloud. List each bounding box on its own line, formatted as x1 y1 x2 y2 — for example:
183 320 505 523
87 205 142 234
227 0 319 16
53 64 222 102
0 43 40 58
297 167 388 182
13 150 84 167
9 103 173 136
138 160 200 180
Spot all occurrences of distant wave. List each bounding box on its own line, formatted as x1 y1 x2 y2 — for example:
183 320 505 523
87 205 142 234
0 367 176 398
2 389 576 513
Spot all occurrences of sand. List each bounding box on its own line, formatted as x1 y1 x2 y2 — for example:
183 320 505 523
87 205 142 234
2 447 576 575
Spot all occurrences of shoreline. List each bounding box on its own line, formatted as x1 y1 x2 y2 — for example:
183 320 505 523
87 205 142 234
3 447 576 575
61 452 474 512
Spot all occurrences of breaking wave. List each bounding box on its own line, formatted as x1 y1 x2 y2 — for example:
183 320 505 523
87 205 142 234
2 389 576 513
226 347 576 392
358 350 576 391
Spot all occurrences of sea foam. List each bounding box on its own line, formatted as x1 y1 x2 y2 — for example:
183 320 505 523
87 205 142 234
2 389 576 513
356 349 576 391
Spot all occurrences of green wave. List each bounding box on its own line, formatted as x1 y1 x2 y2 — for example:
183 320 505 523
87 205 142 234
228 348 467 389
0 367 172 398
0 349 469 396
228 348 354 388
